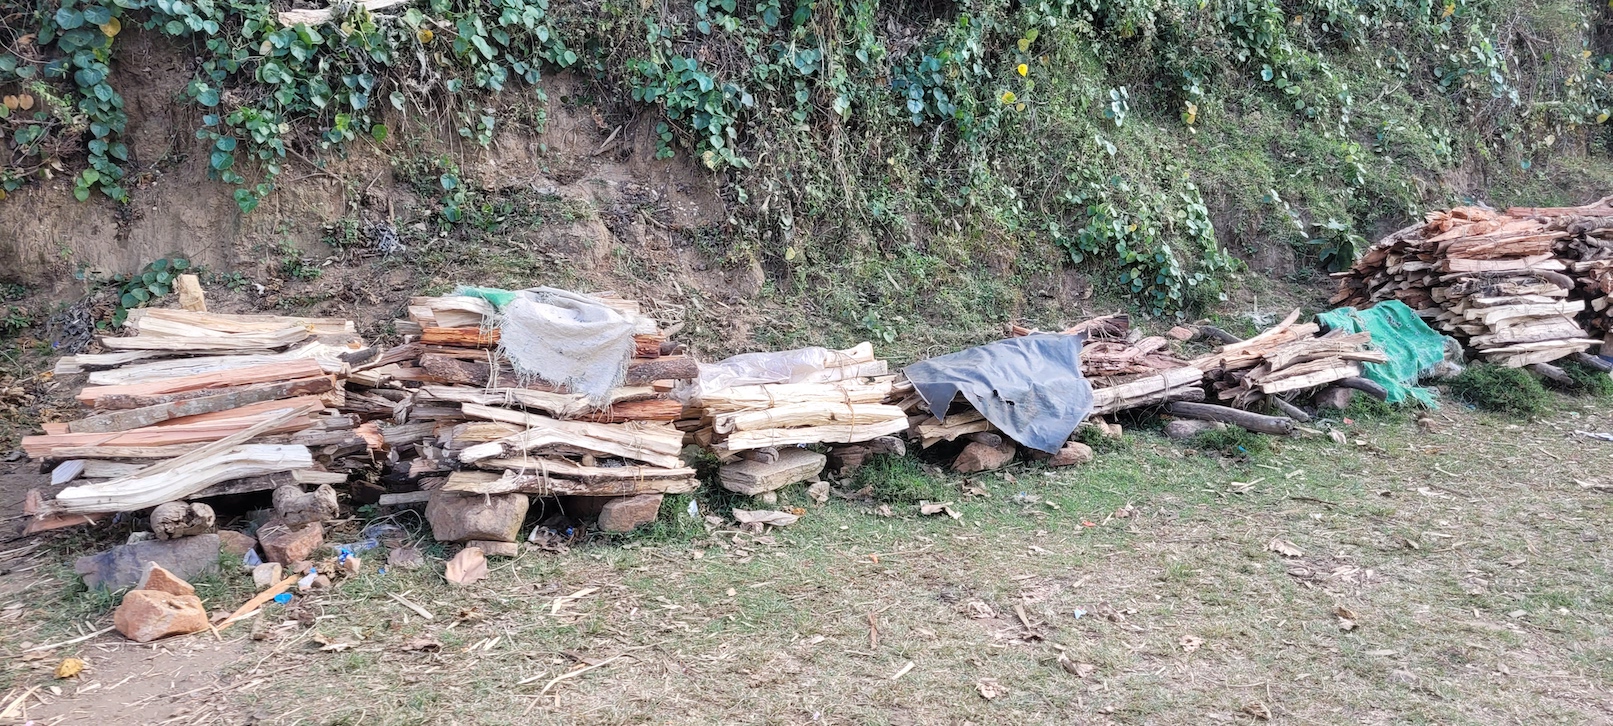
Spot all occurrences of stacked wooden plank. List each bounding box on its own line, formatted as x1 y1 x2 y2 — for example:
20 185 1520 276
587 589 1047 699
349 292 701 503
1332 204 1597 366
26 308 365 525
1192 310 1386 408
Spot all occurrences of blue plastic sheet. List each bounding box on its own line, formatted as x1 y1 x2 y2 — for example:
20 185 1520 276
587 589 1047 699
903 334 1094 454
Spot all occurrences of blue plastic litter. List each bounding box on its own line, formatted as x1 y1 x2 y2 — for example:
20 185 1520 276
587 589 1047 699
272 593 292 605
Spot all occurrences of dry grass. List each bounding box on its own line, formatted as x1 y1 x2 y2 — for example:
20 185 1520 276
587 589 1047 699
3 397 1612 724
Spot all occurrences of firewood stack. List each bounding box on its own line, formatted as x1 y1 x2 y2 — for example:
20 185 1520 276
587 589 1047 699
1192 310 1386 409
347 292 702 505
25 307 369 533
1541 198 1613 354
1333 203 1602 365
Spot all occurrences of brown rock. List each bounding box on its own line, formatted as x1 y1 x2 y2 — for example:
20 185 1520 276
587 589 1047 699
133 563 195 597
149 501 216 540
113 590 209 643
598 494 664 532
1048 442 1095 467
466 540 520 557
425 491 529 543
953 440 1016 473
1167 326 1197 341
257 519 325 565
216 529 258 560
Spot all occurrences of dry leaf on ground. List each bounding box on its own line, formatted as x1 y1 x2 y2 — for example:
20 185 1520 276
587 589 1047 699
1243 701 1272 719
53 658 84 679
733 509 799 528
976 678 1006 700
919 501 962 519
1058 654 1096 677
1179 635 1204 653
445 547 489 586
401 638 442 652
1335 605 1359 631
963 600 997 619
1267 537 1304 558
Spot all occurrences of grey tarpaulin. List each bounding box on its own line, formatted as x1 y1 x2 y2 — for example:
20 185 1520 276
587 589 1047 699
903 334 1094 453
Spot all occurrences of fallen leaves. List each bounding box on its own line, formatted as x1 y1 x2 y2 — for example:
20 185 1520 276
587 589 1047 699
1267 537 1304 558
733 509 799 531
1335 605 1359 631
962 600 997 620
1179 635 1203 653
975 678 1006 700
311 632 356 652
1057 653 1096 678
919 501 962 519
53 657 84 679
1243 701 1272 720
445 547 488 586
401 637 442 652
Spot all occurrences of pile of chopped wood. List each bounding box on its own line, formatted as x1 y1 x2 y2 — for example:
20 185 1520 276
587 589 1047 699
1191 310 1387 411
27 301 368 532
348 293 702 509
1333 201 1608 364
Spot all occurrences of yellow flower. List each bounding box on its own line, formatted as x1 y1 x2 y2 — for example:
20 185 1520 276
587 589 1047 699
417 28 434 43
1016 64 1028 77
1000 91 1016 104
1440 1 1454 17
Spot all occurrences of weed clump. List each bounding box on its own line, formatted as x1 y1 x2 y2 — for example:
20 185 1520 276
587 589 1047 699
1340 393 1407 422
854 455 953 504
1446 364 1551 417
1560 362 1613 398
1188 428 1271 459
1072 425 1128 454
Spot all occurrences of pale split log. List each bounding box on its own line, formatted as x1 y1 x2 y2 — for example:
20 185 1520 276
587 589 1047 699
101 326 309 352
52 444 314 514
720 416 911 451
1088 367 1204 415
129 308 355 335
84 342 354 386
694 380 895 413
457 403 684 468
443 469 697 497
1255 361 1363 395
714 402 909 434
22 401 322 459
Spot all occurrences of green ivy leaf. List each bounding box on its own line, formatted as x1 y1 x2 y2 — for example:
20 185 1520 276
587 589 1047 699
55 8 86 29
120 292 139 308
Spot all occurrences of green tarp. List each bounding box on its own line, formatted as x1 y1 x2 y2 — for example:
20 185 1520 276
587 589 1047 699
1316 301 1447 406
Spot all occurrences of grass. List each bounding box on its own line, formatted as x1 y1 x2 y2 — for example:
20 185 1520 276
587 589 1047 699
1187 426 1271 458
8 393 1613 724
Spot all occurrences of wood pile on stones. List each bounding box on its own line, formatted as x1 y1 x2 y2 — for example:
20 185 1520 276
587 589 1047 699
1333 199 1613 363
351 291 700 538
26 291 366 537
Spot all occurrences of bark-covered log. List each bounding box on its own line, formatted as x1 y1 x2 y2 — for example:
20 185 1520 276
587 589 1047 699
1165 402 1294 435
1334 376 1389 401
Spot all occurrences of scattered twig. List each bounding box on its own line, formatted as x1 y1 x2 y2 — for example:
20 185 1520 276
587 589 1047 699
19 625 115 652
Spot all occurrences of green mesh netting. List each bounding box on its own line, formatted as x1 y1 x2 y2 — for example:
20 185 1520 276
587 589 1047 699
1316 301 1447 406
452 285 520 310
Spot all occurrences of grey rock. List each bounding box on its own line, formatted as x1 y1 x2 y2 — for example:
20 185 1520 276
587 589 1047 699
74 534 221 591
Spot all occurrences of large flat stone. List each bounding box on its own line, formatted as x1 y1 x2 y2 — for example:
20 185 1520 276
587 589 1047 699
426 491 529 543
74 534 221 592
719 449 826 495
598 494 664 532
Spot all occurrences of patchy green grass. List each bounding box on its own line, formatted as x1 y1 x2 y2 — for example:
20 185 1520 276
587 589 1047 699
6 394 1611 724
1447 363 1553 417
